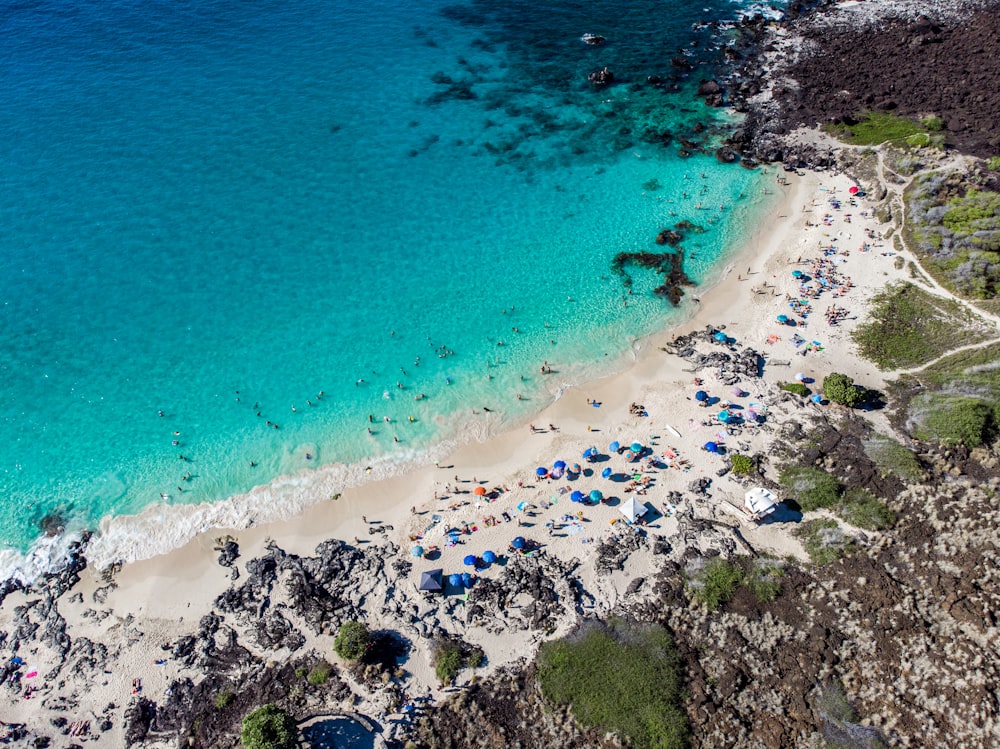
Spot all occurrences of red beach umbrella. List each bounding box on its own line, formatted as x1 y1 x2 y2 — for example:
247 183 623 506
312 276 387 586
474 486 486 496
848 185 859 195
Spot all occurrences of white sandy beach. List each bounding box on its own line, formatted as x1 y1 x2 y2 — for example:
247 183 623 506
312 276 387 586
0 164 920 744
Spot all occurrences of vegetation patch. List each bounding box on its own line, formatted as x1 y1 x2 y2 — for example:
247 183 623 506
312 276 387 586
837 488 895 531
306 661 333 686
779 466 843 511
910 393 996 447
241 704 298 749
780 382 810 397
904 170 1000 299
537 619 688 749
851 282 990 369
794 519 854 565
686 557 784 609
862 435 923 481
822 112 935 147
432 636 485 685
823 373 866 407
730 453 755 475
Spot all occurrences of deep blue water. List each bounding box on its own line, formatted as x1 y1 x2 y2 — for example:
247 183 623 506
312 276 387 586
0 0 783 573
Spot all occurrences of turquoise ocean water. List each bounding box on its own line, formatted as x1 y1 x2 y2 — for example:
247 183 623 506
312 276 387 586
0 0 783 576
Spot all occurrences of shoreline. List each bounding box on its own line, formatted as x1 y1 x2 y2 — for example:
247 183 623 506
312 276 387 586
1 168 783 585
65 167 806 609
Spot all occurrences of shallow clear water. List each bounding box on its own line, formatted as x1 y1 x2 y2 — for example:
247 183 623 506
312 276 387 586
0 0 783 571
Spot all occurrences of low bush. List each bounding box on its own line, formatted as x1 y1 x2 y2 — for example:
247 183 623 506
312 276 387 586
745 560 784 603
779 466 843 511
837 488 895 531
537 619 687 749
688 557 744 610
432 637 485 685
780 382 810 397
307 661 332 686
241 704 298 749
914 395 995 447
795 519 853 565
863 436 924 481
730 453 755 475
214 691 235 709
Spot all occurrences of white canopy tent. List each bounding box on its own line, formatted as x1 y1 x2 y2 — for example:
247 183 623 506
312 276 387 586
620 497 648 523
744 488 778 520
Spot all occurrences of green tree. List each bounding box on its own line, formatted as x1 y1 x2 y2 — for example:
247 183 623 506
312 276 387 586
823 372 865 407
334 620 371 661
241 704 298 749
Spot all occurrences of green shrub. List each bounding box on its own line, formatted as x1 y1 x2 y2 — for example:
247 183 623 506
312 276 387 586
823 112 924 145
745 560 784 603
240 704 298 749
730 453 755 475
780 382 810 397
917 396 994 447
214 691 235 709
307 661 332 686
537 620 688 749
919 114 943 131
434 641 465 685
334 621 371 661
823 373 865 407
794 519 852 565
988 156 1000 172
779 466 843 511
837 488 895 531
863 436 923 481
688 558 744 610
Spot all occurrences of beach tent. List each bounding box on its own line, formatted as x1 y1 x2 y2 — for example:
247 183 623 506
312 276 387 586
744 488 778 520
418 568 444 592
482 550 497 564
620 497 647 523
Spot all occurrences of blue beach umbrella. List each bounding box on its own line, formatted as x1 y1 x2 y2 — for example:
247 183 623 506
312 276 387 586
695 390 708 402
704 441 719 453
463 554 477 566
609 441 620 452
589 489 603 502
448 573 462 587
792 270 803 278
714 332 727 342
535 466 547 477
512 536 526 550
718 410 730 422
582 448 593 459
482 550 497 564
811 394 823 403
630 442 642 454
411 545 424 558
553 460 567 470
461 572 474 588
601 467 612 479
570 490 584 503
777 314 789 324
